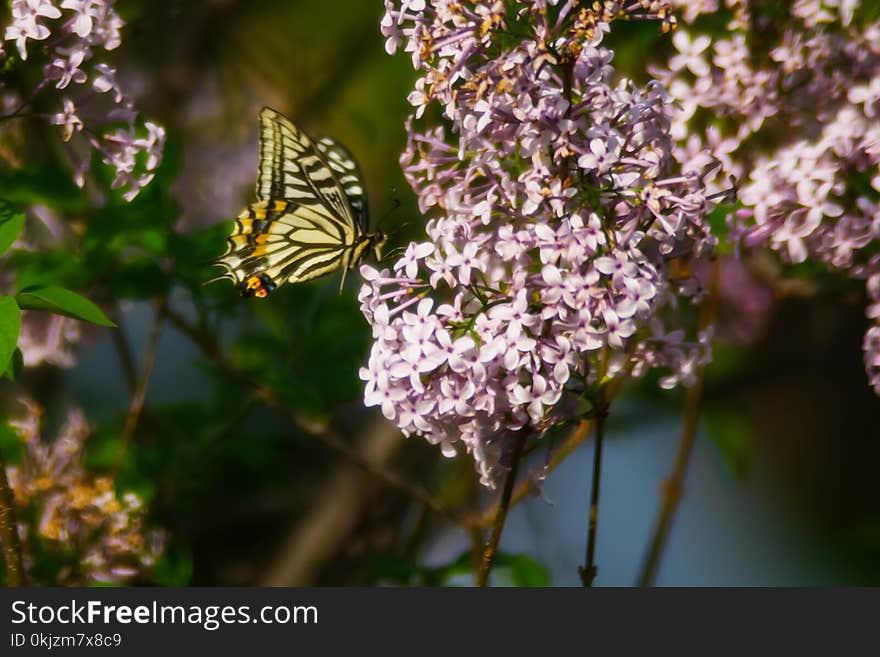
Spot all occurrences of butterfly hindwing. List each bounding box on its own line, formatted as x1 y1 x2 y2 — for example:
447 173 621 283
316 137 370 231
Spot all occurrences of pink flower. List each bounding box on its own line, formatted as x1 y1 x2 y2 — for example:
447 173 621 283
363 0 720 486
669 31 712 77
53 98 83 141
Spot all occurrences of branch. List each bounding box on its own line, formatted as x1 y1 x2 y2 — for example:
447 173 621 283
0 445 24 586
115 301 166 472
110 311 138 394
260 418 401 585
463 418 594 529
578 387 608 587
636 259 721 587
475 431 527 587
163 304 464 528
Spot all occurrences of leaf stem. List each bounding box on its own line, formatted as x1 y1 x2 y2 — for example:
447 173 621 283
475 431 527 587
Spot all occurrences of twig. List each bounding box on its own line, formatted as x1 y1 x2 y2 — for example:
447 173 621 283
260 419 401 585
114 302 166 473
110 311 138 394
0 109 30 124
475 431 527 587
578 387 609 587
463 418 593 529
0 446 24 586
163 304 464 528
636 259 721 587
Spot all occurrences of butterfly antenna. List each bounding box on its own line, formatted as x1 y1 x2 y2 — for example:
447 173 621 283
203 274 229 286
202 260 232 287
387 220 412 241
375 187 402 233
380 244 408 265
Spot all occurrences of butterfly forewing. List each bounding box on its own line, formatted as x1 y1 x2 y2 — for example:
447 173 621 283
256 108 357 238
215 107 382 297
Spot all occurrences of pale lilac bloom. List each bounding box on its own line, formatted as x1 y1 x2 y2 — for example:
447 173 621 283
5 19 51 60
2 0 164 199
6 399 166 585
45 46 88 88
510 375 562 424
60 0 94 38
363 1 719 486
52 97 83 141
578 136 620 175
656 0 880 396
92 63 123 102
669 31 712 77
848 75 880 118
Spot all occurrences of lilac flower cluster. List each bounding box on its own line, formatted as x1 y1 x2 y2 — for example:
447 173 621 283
2 0 165 200
363 1 725 486
656 1 880 393
866 272 880 394
6 398 166 585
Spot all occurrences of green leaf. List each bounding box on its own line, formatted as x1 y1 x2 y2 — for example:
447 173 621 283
105 260 171 299
707 201 741 256
9 251 84 290
151 543 193 586
168 222 231 287
363 554 419 585
0 201 25 256
83 427 125 470
494 553 551 587
0 167 86 212
703 407 754 479
418 551 550 587
0 296 21 373
16 285 116 327
3 347 23 381
420 551 473 586
0 422 23 465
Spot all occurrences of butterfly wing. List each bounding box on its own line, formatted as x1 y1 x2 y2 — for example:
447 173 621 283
219 199 354 289
216 108 369 295
255 107 358 240
315 137 370 231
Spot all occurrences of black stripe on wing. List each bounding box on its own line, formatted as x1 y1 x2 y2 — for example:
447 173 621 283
256 107 358 240
316 137 370 231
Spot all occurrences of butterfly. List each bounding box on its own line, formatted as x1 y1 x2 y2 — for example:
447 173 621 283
214 107 386 298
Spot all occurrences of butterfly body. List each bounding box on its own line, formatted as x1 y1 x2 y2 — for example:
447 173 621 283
215 108 385 297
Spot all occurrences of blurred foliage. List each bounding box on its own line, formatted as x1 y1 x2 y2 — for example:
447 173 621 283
0 0 876 587
703 406 754 479
363 550 550 587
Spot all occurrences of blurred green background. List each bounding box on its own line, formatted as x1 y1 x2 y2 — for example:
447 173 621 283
1 0 878 586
